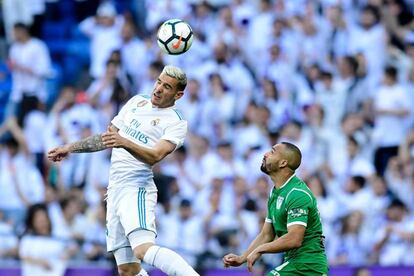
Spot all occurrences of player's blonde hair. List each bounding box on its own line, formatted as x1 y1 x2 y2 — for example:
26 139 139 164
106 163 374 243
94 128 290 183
162 65 187 91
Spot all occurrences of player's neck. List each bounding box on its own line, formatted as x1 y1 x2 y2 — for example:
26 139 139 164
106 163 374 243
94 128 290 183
151 101 175 109
270 171 295 189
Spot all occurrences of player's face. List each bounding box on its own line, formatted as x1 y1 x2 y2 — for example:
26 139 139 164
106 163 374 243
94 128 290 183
260 144 287 174
151 73 184 108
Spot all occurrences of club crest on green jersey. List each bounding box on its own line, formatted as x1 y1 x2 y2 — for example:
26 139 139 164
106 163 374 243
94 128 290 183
276 196 284 209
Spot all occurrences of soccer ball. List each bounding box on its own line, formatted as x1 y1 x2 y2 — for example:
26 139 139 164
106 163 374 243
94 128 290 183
157 19 193 55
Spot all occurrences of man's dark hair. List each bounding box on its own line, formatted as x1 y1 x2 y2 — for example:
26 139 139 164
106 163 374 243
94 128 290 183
385 65 398 81
179 198 192 208
362 5 381 24
14 22 30 32
25 203 51 234
388 198 407 210
343 56 358 75
281 142 302 170
352 175 366 189
2 136 19 149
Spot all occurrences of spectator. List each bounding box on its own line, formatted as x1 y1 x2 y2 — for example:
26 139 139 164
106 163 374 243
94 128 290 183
348 5 386 90
336 55 370 114
82 201 109 261
79 2 123 78
373 199 414 265
0 118 45 230
314 71 347 131
330 211 370 265
7 22 51 125
372 66 411 176
119 21 147 92
157 199 205 268
0 210 18 260
19 204 69 276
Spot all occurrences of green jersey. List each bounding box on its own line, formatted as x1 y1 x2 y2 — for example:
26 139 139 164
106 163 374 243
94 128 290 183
266 175 328 271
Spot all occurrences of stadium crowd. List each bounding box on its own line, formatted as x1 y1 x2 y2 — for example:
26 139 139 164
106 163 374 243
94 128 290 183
1 0 414 274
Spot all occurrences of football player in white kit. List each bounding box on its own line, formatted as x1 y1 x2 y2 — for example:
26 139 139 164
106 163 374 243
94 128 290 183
48 65 199 276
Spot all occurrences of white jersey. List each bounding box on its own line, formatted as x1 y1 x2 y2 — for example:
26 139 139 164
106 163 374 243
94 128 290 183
109 95 187 188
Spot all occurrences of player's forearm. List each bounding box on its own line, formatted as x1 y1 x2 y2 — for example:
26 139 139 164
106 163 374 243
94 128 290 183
256 232 302 254
21 256 48 266
241 231 275 261
67 134 107 153
123 139 160 165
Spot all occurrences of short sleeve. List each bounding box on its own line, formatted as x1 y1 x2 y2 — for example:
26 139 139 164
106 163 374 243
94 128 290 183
265 190 273 223
286 189 313 228
111 97 135 129
161 120 187 149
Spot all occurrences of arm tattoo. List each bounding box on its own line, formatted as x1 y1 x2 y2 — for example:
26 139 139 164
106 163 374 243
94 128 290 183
69 134 107 153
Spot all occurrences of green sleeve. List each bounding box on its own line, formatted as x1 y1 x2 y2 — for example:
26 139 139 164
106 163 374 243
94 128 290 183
285 189 313 228
266 191 273 223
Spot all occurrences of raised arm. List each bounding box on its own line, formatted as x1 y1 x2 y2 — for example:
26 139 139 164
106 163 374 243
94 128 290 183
223 221 275 268
47 126 115 162
101 126 176 166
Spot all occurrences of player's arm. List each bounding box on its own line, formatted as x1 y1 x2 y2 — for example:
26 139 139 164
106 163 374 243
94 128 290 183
101 127 176 165
102 118 186 165
255 224 305 253
245 190 311 271
223 221 275 267
245 224 305 272
47 125 120 162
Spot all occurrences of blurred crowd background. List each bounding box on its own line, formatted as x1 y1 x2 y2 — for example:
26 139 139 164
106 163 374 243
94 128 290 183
1 0 414 275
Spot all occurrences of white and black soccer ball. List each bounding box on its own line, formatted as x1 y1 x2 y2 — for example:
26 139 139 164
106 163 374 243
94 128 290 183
157 19 193 55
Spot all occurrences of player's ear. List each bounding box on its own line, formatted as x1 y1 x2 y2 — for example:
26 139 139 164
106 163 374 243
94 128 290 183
174 90 184 100
279 159 288 168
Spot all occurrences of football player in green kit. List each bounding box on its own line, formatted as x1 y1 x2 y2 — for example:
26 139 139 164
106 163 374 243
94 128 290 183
223 142 328 275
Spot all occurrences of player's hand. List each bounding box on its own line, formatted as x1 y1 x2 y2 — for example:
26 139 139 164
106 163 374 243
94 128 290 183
246 250 262 272
223 253 244 267
39 259 52 270
102 130 126 148
47 146 70 162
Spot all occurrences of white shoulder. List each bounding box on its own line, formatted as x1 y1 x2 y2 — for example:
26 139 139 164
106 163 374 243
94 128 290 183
128 94 148 104
136 94 151 100
171 108 185 122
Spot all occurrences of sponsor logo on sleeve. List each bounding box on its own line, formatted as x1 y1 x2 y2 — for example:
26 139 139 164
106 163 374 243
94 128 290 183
288 208 308 218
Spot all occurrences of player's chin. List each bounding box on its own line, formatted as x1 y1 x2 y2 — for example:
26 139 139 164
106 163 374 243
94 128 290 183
260 163 269 174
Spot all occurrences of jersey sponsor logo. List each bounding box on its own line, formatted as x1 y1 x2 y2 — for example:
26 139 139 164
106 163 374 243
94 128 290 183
151 118 160 126
288 208 308 218
122 120 150 144
276 196 284 209
137 100 148 107
131 119 141 128
123 125 150 144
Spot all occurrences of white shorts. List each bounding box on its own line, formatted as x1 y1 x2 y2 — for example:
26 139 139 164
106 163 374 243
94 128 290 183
106 185 158 253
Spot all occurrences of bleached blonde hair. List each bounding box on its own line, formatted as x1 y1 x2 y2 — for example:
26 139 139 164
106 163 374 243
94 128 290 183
162 65 187 91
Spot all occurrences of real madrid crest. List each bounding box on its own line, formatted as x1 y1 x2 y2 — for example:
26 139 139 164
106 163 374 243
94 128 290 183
137 100 148 107
151 118 160 126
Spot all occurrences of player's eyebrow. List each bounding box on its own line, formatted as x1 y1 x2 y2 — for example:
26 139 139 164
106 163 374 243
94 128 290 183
163 82 172 89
